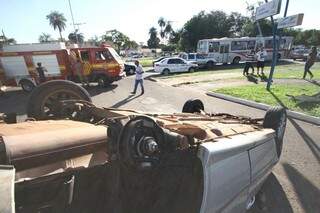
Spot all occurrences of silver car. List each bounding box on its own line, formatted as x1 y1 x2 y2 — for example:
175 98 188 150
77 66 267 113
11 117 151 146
0 81 287 213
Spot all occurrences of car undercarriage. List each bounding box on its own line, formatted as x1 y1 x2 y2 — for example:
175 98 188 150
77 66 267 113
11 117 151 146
0 80 287 213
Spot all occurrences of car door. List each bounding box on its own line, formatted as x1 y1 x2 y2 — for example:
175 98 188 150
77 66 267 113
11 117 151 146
177 58 188 72
248 138 278 197
167 59 177 73
197 136 251 213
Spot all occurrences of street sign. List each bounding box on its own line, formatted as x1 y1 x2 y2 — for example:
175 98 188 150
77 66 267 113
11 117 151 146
277 13 304 29
255 0 282 21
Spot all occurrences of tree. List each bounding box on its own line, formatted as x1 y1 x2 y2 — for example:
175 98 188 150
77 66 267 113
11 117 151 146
147 27 160 48
124 40 139 49
46 11 67 41
179 11 233 51
87 35 100 46
228 12 250 36
38 33 53 43
68 32 84 43
158 17 166 39
0 34 16 48
101 29 130 53
157 17 174 42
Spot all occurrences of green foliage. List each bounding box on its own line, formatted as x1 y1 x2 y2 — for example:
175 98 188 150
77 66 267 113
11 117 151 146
68 32 84 43
38 33 53 43
101 29 137 52
179 10 240 51
214 84 320 117
147 27 160 48
46 11 67 40
87 36 100 46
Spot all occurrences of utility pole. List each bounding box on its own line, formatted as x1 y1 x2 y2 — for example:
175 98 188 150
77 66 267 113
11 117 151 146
68 0 78 44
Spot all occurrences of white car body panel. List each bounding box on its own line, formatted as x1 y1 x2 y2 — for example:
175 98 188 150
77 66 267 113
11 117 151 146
198 129 277 213
154 57 198 74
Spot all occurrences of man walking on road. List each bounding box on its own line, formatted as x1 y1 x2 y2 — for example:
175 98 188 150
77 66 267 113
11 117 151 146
36 62 47 84
131 60 144 95
303 46 317 79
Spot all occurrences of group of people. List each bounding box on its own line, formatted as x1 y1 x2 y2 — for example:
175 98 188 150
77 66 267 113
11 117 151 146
243 46 318 80
243 47 268 76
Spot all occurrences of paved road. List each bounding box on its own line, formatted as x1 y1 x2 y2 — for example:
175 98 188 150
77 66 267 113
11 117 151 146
0 74 319 213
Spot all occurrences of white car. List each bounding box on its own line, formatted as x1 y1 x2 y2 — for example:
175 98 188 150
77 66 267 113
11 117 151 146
154 57 198 75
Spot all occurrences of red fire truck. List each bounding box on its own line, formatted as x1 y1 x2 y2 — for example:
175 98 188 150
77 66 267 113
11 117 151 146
0 42 125 92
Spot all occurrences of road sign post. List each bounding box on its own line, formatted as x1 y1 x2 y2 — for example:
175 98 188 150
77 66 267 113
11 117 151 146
255 0 303 90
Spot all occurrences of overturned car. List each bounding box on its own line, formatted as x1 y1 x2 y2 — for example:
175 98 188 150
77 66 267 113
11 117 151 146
0 81 287 213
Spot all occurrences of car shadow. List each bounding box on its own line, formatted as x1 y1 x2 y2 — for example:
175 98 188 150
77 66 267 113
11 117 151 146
110 94 143 108
85 84 118 97
248 173 293 213
288 118 320 163
283 163 320 212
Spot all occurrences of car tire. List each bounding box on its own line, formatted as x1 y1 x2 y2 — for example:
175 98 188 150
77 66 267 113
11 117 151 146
162 69 170 75
182 99 204 113
206 61 214 69
20 79 35 92
232 57 241 64
129 68 135 75
189 67 195 73
263 106 287 157
97 75 110 87
27 80 92 120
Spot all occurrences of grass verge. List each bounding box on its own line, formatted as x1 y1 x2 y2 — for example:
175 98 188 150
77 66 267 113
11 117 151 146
157 62 320 80
213 84 320 117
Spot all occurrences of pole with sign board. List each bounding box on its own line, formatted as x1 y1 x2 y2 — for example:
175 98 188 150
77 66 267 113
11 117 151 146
255 0 303 90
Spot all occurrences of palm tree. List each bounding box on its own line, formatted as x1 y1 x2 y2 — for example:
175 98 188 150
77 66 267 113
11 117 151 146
68 32 84 43
158 17 166 39
46 11 67 41
164 22 173 37
38 33 53 43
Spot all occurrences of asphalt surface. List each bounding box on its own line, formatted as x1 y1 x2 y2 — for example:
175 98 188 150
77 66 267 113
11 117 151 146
0 73 319 213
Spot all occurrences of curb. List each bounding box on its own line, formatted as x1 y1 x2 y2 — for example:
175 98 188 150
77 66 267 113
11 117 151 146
206 92 320 126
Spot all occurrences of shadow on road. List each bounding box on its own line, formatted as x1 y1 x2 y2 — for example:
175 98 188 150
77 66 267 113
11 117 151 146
110 94 143 108
248 173 293 213
283 163 320 213
288 118 320 163
304 79 320 87
85 84 118 97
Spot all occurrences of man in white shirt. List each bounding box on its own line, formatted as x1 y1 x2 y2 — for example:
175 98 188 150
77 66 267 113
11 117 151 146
131 60 144 95
256 47 267 75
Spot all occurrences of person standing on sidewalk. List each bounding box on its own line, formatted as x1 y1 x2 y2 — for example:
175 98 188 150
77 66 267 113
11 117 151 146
303 46 317 79
131 60 144 95
256 47 267 75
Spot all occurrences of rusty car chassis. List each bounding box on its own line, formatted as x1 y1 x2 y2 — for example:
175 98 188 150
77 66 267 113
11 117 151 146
0 80 287 213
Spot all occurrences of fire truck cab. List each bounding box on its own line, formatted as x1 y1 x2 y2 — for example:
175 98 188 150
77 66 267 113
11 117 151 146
0 42 124 92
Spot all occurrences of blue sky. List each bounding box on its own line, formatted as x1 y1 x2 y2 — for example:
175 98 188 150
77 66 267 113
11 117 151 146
1 0 319 44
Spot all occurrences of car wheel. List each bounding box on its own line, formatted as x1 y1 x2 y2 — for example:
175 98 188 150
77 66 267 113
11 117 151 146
27 80 92 120
20 80 35 92
97 75 110 87
263 106 287 157
129 68 135 75
206 61 214 69
189 67 195 73
232 57 241 64
182 99 204 113
118 116 164 170
163 69 170 75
